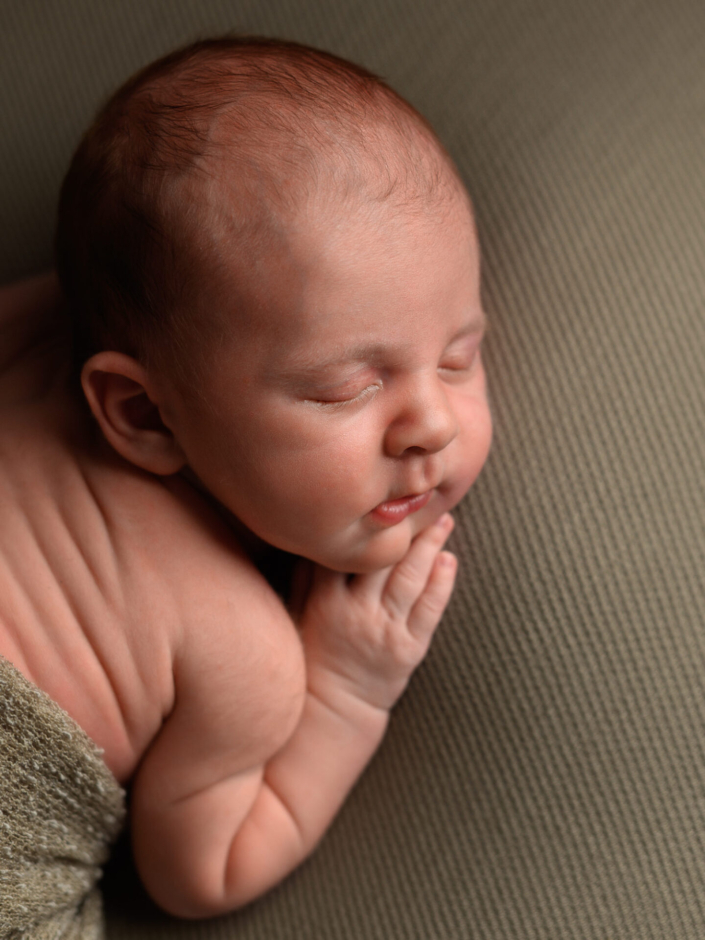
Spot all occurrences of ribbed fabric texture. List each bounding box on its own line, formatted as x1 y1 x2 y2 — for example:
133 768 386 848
2 0 705 937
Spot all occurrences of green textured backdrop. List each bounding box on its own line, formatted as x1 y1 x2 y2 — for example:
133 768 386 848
2 0 705 937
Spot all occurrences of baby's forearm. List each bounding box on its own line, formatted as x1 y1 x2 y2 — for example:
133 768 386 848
133 667 389 919
225 663 389 905
134 519 454 919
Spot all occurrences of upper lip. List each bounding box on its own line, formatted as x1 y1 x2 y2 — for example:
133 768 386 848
384 459 445 504
378 485 438 504
377 454 445 504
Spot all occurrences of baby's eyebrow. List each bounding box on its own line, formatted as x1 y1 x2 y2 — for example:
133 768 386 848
282 343 387 377
269 347 382 391
279 314 488 379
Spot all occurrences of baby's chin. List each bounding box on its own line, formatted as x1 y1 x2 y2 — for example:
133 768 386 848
314 511 442 574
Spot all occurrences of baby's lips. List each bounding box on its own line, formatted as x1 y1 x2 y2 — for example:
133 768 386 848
371 489 432 524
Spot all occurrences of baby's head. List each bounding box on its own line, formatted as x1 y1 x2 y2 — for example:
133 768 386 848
56 37 492 573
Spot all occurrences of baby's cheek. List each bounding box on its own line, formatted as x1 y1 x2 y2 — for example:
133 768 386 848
458 390 492 458
282 437 374 499
474 398 494 469
441 408 491 506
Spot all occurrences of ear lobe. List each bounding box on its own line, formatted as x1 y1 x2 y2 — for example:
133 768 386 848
81 352 186 475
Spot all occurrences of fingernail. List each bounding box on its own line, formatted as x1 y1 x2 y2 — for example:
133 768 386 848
436 512 453 528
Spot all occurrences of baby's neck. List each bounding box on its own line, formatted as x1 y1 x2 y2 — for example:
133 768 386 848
176 467 299 603
178 465 270 561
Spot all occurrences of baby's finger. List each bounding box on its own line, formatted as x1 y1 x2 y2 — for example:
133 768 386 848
407 550 457 638
381 513 454 618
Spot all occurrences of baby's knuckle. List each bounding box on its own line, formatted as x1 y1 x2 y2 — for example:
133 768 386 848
380 596 401 622
394 559 423 589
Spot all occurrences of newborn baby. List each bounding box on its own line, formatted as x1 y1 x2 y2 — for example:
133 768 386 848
0 37 492 918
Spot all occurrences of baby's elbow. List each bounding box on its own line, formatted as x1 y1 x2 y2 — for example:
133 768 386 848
140 852 281 920
137 855 250 920
150 889 223 921
130 798 251 920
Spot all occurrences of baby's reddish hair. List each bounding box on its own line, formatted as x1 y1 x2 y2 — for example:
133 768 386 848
55 36 463 381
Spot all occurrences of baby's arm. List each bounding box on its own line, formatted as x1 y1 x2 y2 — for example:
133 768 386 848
131 515 456 918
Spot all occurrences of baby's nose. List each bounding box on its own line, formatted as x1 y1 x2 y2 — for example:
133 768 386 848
384 377 459 457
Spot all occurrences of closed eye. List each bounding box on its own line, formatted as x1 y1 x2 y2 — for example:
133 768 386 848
438 348 481 378
304 381 382 410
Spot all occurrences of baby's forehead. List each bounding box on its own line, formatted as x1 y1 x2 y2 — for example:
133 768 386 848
203 175 473 301
185 143 469 322
200 135 471 273
210 185 475 330
173 179 478 401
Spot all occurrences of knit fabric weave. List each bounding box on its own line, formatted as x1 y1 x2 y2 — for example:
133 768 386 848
0 656 125 939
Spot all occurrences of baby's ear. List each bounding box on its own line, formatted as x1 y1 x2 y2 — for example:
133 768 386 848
81 352 186 475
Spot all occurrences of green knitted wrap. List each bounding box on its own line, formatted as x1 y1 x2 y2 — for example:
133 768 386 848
0 657 125 939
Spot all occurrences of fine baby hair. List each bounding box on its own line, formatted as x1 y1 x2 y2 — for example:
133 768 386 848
55 36 464 384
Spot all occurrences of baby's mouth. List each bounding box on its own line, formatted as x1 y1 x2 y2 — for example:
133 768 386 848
371 490 433 524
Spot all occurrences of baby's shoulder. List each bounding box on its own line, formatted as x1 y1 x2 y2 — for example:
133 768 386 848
0 388 278 620
110 463 307 776
0 392 299 780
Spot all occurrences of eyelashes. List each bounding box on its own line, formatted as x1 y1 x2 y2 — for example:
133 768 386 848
305 381 383 410
302 351 481 412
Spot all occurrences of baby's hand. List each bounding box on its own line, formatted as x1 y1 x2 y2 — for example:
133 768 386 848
298 514 457 713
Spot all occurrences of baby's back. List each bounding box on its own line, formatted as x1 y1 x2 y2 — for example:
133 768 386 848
0 275 304 784
0 393 179 780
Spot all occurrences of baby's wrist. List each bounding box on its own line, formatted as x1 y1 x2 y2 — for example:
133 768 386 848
305 659 392 734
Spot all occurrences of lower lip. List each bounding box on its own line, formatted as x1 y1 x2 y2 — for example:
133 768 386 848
371 490 433 524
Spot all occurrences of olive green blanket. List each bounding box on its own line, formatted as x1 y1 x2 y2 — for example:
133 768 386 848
0 656 125 939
